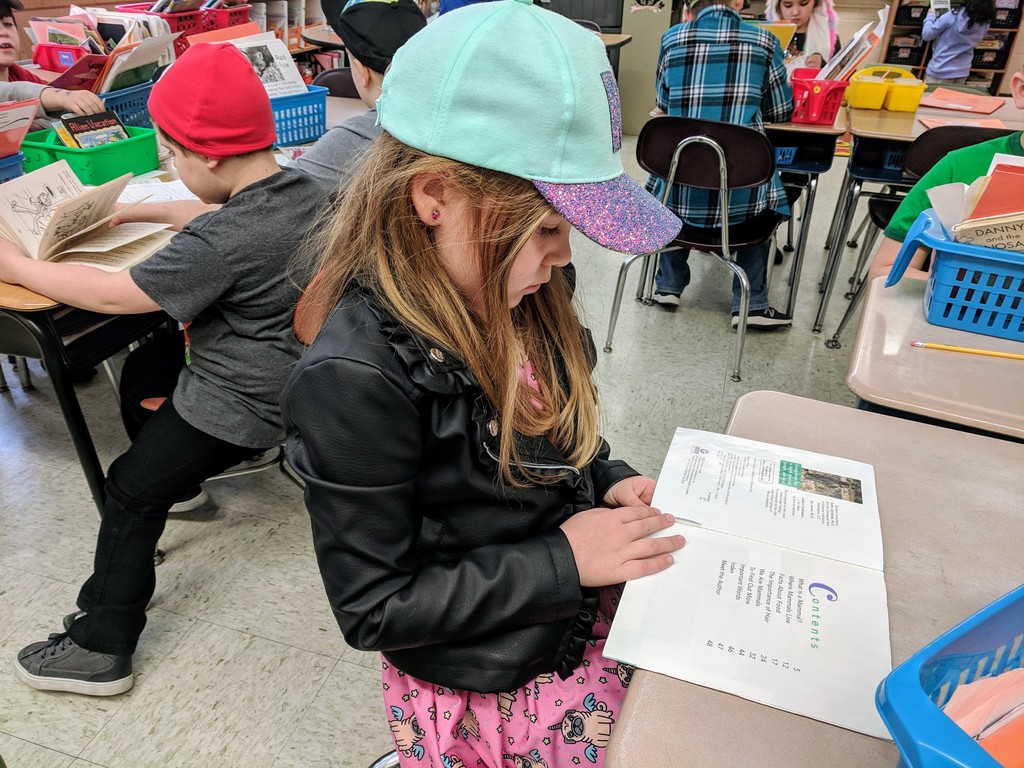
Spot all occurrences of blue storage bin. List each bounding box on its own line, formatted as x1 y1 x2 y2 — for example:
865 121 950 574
875 584 1024 768
886 209 1024 342
103 81 154 129
270 85 328 147
0 151 25 183
774 146 797 166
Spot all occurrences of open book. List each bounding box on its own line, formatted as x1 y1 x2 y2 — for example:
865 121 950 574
0 160 173 271
605 428 892 739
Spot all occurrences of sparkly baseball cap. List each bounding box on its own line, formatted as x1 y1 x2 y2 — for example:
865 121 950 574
376 0 681 255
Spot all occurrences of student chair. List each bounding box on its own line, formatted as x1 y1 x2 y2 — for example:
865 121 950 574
823 125 1015 349
312 67 359 99
876 583 1024 768
603 116 782 382
572 18 602 32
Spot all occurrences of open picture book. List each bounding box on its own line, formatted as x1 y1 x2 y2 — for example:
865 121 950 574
0 160 173 272
604 428 892 739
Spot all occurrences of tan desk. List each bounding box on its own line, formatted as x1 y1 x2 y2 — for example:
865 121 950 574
847 276 1024 440
847 98 1024 141
300 22 344 51
607 390 1024 768
326 95 367 127
600 32 632 51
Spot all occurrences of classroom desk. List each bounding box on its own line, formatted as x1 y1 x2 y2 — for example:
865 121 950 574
847 276 1024 440
326 95 367 126
0 283 171 514
765 113 846 316
300 23 344 51
607 390 1024 768
814 98 1024 334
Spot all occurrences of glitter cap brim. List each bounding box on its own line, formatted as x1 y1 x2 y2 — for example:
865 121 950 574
532 173 682 256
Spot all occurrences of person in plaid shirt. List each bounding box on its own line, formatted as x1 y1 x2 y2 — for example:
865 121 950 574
647 0 795 328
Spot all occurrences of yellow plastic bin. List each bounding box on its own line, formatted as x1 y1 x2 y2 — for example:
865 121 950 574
846 65 915 109
883 78 927 112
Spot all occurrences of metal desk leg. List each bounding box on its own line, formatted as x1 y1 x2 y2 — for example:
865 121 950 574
813 178 862 333
824 165 852 253
784 173 818 317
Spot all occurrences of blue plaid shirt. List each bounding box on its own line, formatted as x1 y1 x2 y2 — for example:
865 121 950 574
646 5 793 228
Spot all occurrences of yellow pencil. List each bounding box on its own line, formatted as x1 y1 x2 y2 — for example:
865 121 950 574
910 340 1024 361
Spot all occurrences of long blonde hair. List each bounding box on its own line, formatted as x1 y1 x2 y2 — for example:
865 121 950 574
300 132 602 485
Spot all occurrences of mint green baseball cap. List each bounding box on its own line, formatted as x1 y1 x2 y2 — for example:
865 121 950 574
376 0 682 255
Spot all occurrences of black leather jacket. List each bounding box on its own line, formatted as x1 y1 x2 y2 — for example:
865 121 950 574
281 286 639 692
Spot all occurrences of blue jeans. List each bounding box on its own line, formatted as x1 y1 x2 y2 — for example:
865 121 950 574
68 338 264 656
655 243 771 313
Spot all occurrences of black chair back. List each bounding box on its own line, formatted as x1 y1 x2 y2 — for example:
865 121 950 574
903 125 1016 180
312 67 359 99
636 116 775 191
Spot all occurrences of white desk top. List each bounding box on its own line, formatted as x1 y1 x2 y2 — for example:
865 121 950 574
607 391 1024 768
847 277 1024 440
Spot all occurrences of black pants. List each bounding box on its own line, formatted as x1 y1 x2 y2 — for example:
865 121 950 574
68 333 263 655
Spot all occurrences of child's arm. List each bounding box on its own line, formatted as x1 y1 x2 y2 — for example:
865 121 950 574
0 238 161 314
112 200 220 232
867 235 930 282
39 87 106 117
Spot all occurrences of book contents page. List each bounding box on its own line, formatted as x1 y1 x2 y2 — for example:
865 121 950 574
654 428 882 569
605 526 892 738
604 428 891 739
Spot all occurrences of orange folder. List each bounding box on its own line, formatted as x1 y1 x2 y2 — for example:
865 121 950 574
919 87 1004 114
968 164 1024 220
185 20 262 45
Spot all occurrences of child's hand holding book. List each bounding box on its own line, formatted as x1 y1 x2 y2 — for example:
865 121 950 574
40 87 105 118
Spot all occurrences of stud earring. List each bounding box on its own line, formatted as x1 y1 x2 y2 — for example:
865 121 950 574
430 209 440 221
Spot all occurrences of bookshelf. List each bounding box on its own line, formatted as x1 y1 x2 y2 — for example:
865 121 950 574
877 0 1021 95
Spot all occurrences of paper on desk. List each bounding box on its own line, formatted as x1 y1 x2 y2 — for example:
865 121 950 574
117 180 199 204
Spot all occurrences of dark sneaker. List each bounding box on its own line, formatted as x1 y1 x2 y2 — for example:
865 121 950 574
651 291 681 309
774 249 785 265
15 633 133 696
169 487 208 514
63 610 87 632
731 307 793 329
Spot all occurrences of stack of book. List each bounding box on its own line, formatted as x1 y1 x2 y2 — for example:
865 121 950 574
927 157 1024 251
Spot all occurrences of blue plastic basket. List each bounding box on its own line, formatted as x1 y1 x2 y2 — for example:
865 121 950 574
774 146 797 166
876 584 1024 768
270 85 328 147
0 151 25 183
886 210 1024 342
103 81 154 129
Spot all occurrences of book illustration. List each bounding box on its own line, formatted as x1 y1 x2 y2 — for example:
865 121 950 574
231 35 308 97
604 429 891 739
244 44 285 83
60 110 130 148
0 160 171 270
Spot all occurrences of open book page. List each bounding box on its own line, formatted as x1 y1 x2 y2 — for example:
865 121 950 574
0 160 87 256
56 230 174 272
50 221 171 255
653 429 882 569
118 180 200 204
37 172 135 261
604 525 892 738
231 36 308 98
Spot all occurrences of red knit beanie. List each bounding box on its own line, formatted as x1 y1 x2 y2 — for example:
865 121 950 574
148 43 276 159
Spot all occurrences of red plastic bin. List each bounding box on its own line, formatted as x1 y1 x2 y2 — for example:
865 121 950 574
202 4 252 31
115 3 203 56
790 67 848 126
32 42 89 72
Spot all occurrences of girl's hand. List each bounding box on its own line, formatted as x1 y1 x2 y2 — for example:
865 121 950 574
603 475 656 508
560 505 685 587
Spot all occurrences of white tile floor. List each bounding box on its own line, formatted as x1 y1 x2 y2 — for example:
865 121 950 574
0 141 868 768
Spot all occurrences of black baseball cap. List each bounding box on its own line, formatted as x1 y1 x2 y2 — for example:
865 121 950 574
323 0 427 74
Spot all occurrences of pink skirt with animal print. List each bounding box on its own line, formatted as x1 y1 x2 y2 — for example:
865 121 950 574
380 586 633 768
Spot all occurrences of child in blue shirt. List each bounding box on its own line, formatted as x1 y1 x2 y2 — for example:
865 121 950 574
923 0 996 84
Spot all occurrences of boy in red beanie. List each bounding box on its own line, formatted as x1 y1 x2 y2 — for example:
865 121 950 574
0 43 323 696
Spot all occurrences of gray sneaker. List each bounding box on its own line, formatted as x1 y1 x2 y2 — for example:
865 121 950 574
15 633 133 696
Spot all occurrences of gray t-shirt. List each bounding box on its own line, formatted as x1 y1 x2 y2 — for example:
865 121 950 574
130 168 320 448
293 108 381 196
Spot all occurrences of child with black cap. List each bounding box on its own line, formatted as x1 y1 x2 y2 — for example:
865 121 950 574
1 42 323 696
292 0 426 194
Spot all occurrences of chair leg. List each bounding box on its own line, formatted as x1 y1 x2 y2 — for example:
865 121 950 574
15 355 32 388
824 165 852 251
635 252 653 303
814 179 862 333
604 253 647 353
710 252 748 382
846 211 869 249
824 275 871 349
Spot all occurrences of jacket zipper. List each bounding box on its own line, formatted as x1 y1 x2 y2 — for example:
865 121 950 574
482 442 581 476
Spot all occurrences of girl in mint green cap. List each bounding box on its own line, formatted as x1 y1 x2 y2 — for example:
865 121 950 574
282 1 684 766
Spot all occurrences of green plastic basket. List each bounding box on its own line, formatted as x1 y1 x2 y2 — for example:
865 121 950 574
20 126 159 185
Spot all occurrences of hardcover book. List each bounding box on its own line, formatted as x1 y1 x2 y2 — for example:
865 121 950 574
59 110 130 148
